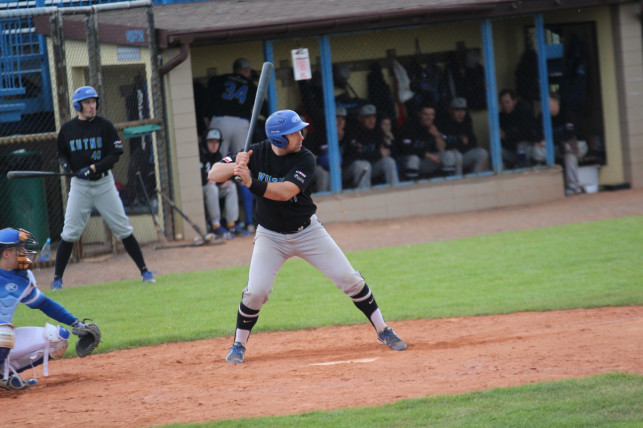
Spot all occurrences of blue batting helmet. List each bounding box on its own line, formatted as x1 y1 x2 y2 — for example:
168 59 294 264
72 86 100 112
265 110 309 148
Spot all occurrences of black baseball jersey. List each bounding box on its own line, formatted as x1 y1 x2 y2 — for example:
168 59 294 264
223 140 317 233
398 120 439 158
56 116 123 174
207 73 258 120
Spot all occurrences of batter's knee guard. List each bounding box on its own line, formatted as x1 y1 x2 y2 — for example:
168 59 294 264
351 284 379 319
236 302 260 332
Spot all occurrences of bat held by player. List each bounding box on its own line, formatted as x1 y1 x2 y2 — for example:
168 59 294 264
234 61 274 183
7 170 75 179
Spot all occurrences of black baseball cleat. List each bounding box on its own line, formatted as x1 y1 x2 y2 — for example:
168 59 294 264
377 326 407 351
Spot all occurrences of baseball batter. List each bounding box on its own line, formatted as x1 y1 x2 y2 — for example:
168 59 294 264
209 110 407 363
0 228 96 390
52 86 155 290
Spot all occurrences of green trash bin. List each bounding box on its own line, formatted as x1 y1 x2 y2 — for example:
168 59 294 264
0 150 50 246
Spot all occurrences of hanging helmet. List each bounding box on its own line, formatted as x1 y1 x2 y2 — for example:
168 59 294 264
0 228 39 270
264 110 309 148
72 86 100 112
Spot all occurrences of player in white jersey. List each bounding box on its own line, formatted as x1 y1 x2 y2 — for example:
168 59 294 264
0 228 97 390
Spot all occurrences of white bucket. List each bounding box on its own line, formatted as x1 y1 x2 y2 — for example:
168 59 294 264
578 164 600 193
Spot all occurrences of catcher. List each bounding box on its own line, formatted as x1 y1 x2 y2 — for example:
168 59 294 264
0 228 101 391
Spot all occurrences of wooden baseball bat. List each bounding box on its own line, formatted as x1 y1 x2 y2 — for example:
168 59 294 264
234 61 274 182
137 172 167 247
7 170 75 179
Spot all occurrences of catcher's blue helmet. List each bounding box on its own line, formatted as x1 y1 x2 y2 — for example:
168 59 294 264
0 228 22 249
265 110 308 148
0 228 38 255
72 86 100 112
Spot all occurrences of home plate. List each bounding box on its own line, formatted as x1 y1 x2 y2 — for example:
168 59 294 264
310 358 378 366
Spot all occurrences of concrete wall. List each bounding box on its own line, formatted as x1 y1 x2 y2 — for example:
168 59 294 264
128 166 564 244
614 2 643 188
163 48 206 241
316 168 565 223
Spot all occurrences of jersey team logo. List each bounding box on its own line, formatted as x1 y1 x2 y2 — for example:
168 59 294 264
5 282 18 292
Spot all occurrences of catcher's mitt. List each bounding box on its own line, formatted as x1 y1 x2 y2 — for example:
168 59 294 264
72 319 101 358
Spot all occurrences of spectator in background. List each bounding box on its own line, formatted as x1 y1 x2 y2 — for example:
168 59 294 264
380 116 396 149
342 104 399 188
316 106 349 192
207 58 264 232
336 105 348 145
537 92 583 195
437 97 489 175
397 105 456 180
200 129 247 238
498 89 540 168
207 58 266 157
301 123 330 193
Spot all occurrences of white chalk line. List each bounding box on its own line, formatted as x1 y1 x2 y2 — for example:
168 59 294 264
309 358 378 366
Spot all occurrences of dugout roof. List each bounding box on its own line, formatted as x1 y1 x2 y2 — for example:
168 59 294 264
32 0 635 49
150 0 634 48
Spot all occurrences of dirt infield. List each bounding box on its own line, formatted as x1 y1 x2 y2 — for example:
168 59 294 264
5 188 643 427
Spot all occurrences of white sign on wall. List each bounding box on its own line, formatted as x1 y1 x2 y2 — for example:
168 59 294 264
291 48 312 81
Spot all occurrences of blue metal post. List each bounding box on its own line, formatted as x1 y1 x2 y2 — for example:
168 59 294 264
481 19 502 173
534 14 554 165
320 35 341 193
263 40 277 115
38 32 53 110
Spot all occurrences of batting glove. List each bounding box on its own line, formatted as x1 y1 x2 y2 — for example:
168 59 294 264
77 167 92 179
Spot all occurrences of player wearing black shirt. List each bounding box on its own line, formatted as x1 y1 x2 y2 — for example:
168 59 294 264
209 110 407 363
51 86 154 290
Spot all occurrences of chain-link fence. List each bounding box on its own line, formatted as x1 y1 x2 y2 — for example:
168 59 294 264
0 1 169 265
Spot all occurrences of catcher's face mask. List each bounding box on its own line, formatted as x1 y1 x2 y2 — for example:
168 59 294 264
0 228 39 270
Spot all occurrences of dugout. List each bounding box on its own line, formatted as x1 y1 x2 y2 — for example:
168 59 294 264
19 0 643 243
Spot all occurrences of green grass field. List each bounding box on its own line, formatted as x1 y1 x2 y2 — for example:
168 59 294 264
14 216 643 426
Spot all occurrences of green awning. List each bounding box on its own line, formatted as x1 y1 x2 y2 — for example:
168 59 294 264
122 124 161 139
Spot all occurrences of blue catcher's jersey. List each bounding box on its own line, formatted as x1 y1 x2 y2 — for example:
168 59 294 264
0 269 43 324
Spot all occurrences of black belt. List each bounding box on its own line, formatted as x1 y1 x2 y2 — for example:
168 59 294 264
88 171 109 181
282 217 312 234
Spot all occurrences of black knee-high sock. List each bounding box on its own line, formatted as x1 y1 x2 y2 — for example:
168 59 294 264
236 302 260 332
0 347 10 366
54 240 74 279
351 284 379 328
121 234 148 273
